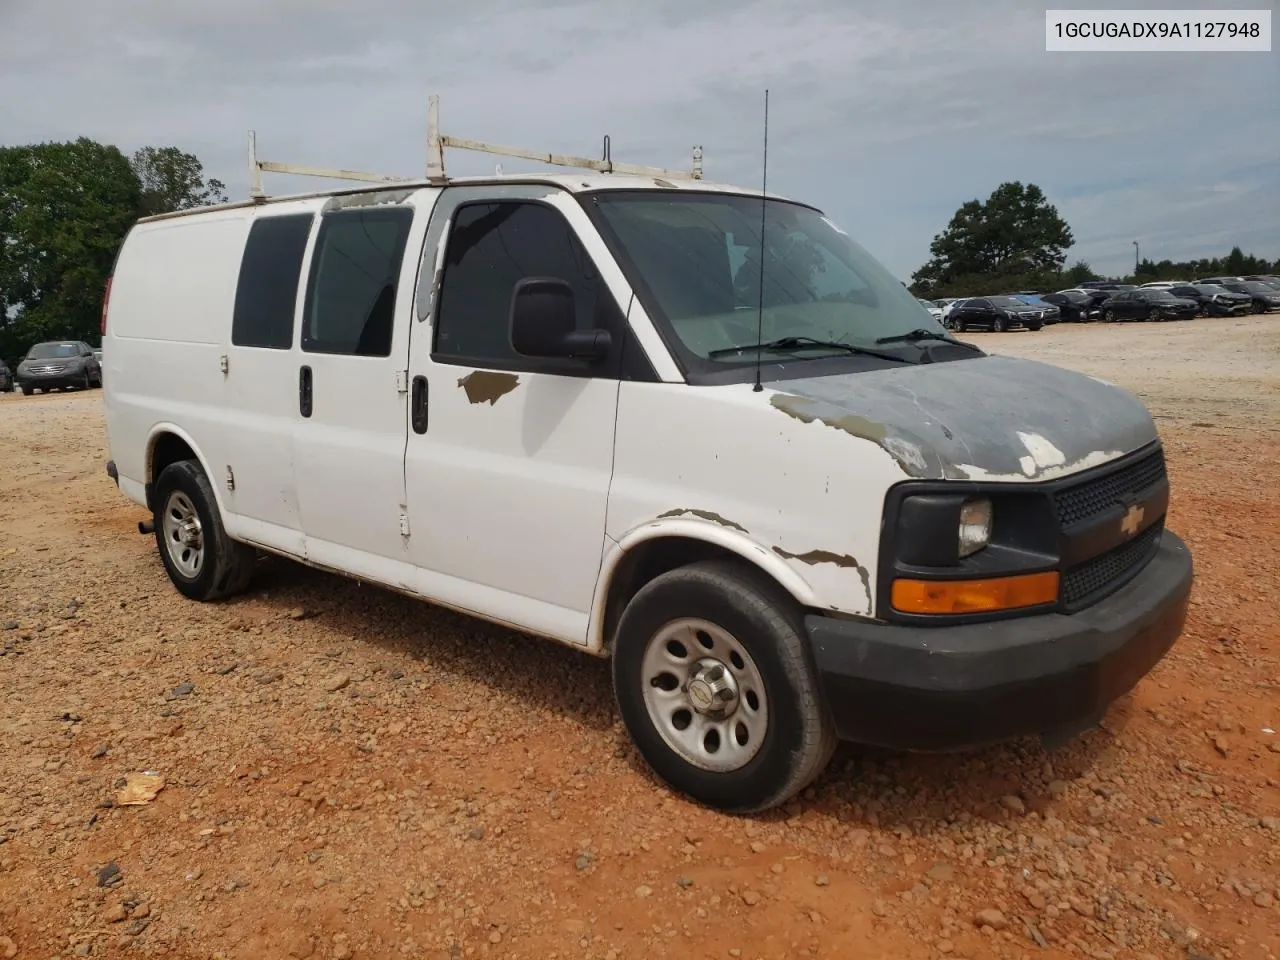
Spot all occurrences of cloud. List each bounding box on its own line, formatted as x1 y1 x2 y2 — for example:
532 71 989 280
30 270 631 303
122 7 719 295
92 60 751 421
1 0 1276 278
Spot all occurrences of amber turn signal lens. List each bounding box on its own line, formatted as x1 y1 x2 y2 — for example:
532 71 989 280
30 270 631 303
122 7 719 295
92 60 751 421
891 571 1060 615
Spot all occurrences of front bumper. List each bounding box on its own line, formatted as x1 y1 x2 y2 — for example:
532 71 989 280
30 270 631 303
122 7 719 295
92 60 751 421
805 530 1193 750
18 371 85 390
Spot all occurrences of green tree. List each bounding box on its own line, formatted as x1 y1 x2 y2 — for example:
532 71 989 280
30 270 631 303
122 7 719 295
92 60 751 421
0 138 141 364
1062 260 1096 286
130 146 227 217
911 182 1074 296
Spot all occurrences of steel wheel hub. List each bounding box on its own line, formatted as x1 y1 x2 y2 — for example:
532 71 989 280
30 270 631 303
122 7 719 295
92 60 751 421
640 618 769 773
161 490 205 579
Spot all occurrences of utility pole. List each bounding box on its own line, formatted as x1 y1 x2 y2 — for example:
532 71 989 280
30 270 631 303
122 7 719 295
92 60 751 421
1133 240 1140 275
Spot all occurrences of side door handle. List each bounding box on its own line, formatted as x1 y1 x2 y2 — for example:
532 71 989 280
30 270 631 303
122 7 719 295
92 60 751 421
410 375 428 434
299 365 313 418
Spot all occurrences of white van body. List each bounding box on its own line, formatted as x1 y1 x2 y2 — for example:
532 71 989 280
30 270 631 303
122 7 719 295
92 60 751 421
103 174 1193 812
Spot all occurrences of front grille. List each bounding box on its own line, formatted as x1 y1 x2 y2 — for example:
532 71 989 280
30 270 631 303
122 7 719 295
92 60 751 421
1053 447 1167 528
1062 520 1164 607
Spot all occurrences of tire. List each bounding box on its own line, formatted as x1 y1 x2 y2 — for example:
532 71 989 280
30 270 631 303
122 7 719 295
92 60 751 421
612 560 837 814
20 384 32 396
1104 310 1116 323
81 371 91 390
152 460 256 601
1027 322 1043 332
955 321 967 333
993 316 1008 332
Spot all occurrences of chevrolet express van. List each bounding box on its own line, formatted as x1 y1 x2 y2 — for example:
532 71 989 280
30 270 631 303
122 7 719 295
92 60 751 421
103 173 1193 812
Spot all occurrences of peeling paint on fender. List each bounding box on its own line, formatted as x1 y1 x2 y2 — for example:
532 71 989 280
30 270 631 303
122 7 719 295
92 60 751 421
773 545 873 604
654 508 749 533
457 371 520 405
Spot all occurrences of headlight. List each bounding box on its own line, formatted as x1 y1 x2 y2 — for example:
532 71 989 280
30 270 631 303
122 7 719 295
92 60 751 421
958 498 992 557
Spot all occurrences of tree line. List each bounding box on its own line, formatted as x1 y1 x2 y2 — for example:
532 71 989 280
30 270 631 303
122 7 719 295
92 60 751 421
0 138 227 365
908 180 1277 298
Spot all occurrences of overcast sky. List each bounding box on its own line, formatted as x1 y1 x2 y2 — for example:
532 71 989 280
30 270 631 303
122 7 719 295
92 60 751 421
2 0 1276 279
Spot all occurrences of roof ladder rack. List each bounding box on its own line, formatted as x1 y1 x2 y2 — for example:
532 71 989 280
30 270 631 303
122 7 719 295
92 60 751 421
424 94 703 182
247 94 703 200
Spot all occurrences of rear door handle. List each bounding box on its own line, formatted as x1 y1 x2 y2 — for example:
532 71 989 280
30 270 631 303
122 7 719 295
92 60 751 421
299 365 313 418
411 375 428 434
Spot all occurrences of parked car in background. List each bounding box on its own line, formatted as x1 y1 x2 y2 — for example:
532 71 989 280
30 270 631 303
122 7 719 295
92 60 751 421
14 340 103 395
916 297 944 322
1138 281 1184 289
1197 276 1242 286
1099 289 1199 322
1175 284 1252 317
1009 294 1061 324
1242 275 1280 289
0 359 14 392
1217 280 1280 313
1040 290 1095 322
948 296 1045 332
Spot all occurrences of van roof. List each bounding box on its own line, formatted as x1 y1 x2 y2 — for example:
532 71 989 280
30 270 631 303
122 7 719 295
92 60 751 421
136 172 797 224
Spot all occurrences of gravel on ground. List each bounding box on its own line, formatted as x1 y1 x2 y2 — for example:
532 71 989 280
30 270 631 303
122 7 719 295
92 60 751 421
1 317 1277 959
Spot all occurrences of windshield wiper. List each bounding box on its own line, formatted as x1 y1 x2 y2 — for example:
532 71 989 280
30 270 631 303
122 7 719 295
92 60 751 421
707 336 911 363
875 328 982 351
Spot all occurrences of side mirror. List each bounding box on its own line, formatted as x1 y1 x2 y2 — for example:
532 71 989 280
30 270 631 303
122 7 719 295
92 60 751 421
509 277 611 363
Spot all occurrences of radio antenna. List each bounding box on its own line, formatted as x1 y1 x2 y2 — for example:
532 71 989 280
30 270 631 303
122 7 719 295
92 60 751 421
752 89 770 393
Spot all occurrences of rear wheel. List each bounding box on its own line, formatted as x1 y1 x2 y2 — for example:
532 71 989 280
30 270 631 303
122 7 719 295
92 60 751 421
612 560 836 814
152 460 256 601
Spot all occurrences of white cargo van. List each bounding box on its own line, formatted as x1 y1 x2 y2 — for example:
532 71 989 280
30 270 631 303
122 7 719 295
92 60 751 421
102 145 1192 812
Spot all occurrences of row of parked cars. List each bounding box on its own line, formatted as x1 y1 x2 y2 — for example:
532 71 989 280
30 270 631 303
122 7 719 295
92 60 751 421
916 274 1280 332
0 341 104 395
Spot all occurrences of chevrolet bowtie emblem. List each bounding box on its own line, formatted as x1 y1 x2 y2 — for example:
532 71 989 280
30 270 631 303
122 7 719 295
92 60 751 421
1120 503 1144 537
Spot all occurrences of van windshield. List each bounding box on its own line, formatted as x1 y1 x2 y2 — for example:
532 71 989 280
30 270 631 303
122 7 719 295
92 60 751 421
589 192 948 371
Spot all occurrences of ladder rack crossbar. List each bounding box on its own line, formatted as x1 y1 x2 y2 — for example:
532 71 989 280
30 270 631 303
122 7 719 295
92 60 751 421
248 93 704 199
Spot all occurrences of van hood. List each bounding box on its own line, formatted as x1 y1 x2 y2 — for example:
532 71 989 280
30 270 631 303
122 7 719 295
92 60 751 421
766 355 1157 482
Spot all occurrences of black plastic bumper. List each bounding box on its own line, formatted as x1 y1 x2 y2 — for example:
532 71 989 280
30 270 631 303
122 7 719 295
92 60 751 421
806 531 1193 751
18 377 81 390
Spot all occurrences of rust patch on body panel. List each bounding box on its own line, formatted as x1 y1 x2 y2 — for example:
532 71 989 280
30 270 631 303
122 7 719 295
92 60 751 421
458 371 520 405
655 508 748 533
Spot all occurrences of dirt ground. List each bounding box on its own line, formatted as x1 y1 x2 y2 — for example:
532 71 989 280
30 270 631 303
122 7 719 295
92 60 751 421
1 317 1278 960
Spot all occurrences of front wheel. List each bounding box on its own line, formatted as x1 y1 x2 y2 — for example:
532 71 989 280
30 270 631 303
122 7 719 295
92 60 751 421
152 460 256 601
20 384 32 396
1104 309 1117 322
612 561 836 814
1027 322 1043 332
993 316 1008 332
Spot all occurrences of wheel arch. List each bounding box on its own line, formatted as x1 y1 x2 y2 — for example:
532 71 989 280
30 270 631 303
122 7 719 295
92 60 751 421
587 519 819 655
144 424 222 514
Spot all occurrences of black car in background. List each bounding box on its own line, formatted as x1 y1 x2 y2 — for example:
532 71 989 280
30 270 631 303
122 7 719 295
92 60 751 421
1099 288 1199 322
1218 280 1280 313
1040 290 1095 321
14 340 103 394
1175 283 1252 317
947 295 1045 332
0 360 13 392
1243 275 1280 289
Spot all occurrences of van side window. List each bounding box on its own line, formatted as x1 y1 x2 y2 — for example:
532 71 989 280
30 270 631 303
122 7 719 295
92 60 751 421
434 201 612 366
302 208 414 358
231 214 314 349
